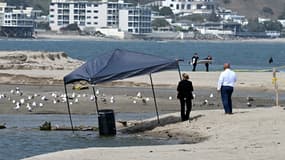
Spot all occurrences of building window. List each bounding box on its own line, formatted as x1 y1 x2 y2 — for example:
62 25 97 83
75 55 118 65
93 16 98 19
176 4 179 10
87 22 91 24
128 29 133 32
87 10 91 13
170 4 173 7
94 22 98 25
93 10 98 13
187 4 191 9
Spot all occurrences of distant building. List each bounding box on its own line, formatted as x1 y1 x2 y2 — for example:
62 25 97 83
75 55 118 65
49 0 132 31
119 6 152 34
218 8 248 26
0 2 40 37
49 0 152 36
161 0 216 15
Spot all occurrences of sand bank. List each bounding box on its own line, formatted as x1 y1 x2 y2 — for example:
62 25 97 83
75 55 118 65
23 107 285 160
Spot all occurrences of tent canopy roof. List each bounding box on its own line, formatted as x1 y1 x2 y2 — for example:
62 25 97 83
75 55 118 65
64 49 179 84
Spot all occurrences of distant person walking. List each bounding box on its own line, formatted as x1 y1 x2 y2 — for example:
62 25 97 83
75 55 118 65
190 53 199 71
217 63 237 114
204 55 212 72
177 73 194 121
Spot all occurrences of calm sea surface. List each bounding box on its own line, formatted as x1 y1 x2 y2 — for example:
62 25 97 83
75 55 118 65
0 38 285 159
0 38 285 71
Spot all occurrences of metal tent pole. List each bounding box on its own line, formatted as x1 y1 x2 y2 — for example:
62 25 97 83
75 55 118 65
177 60 182 80
149 73 160 124
92 85 100 114
64 83 74 133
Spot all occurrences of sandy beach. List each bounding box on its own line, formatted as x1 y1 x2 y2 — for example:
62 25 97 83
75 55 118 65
0 51 285 160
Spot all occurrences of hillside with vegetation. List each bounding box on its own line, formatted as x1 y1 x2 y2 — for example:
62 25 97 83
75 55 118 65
216 0 285 20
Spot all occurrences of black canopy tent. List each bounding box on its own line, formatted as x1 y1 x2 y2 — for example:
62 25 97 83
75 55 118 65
63 49 182 132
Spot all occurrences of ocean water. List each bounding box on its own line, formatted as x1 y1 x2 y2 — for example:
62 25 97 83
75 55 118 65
0 38 285 159
0 39 285 71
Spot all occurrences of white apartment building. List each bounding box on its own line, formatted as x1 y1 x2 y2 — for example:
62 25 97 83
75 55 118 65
0 2 39 28
0 2 40 37
161 0 216 15
119 6 152 34
50 0 152 34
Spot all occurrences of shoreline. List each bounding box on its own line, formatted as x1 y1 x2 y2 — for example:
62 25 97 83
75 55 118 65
32 32 285 43
23 107 285 160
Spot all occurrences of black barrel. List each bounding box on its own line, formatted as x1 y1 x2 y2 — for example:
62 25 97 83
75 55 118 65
98 109 116 136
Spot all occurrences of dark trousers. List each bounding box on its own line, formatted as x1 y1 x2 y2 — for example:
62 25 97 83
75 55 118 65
205 63 209 72
179 97 192 121
221 86 234 114
192 64 197 71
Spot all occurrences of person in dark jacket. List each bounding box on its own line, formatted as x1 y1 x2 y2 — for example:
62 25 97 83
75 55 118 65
204 55 212 72
190 53 199 71
177 73 194 121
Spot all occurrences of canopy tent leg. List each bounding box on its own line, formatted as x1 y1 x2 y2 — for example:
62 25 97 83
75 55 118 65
64 83 74 133
92 85 100 114
149 73 160 124
177 61 182 80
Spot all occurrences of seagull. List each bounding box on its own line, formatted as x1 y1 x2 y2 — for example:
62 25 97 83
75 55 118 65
26 103 32 112
90 95 95 101
20 98 25 104
52 99 57 104
14 102 21 110
10 89 15 94
247 96 254 101
210 93 214 98
51 92 57 98
32 101 37 107
28 96 33 100
168 96 173 100
41 96 48 101
95 89 100 95
192 93 196 99
71 92 76 98
12 100 16 104
145 97 150 101
110 96 115 103
247 102 252 107
136 92 142 98
133 100 137 104
39 103 43 107
74 98 79 103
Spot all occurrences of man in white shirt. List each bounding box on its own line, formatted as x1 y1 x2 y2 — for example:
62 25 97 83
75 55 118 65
217 63 237 114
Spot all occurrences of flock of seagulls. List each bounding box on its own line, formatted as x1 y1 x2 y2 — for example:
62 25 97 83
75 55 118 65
0 87 175 113
0 86 255 113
